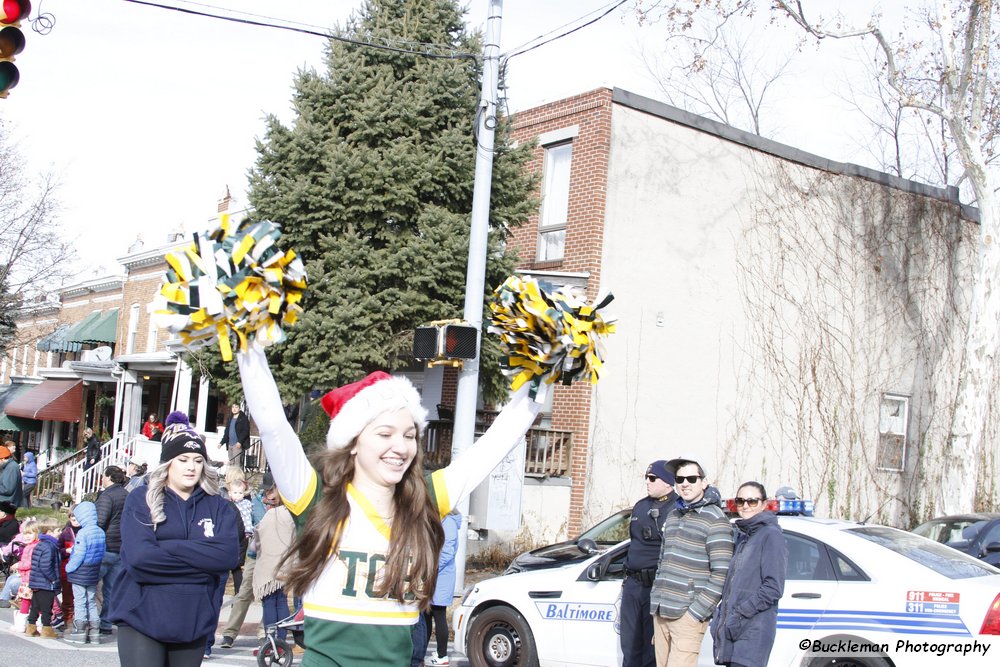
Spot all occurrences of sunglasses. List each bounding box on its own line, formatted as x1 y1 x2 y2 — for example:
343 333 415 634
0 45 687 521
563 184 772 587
675 475 703 484
645 475 660 482
734 497 763 507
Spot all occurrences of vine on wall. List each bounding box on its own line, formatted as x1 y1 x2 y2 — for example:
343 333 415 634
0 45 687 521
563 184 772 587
725 157 987 525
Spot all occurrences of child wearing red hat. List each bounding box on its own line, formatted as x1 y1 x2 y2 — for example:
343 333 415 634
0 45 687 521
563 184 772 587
237 346 541 666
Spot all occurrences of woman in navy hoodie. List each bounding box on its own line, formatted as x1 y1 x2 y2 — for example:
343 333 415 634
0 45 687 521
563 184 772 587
109 413 240 667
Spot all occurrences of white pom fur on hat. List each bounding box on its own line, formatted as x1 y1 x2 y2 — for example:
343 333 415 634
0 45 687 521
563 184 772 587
325 374 428 449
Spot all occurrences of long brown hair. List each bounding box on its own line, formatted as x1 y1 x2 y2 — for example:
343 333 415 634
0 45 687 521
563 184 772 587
281 440 445 610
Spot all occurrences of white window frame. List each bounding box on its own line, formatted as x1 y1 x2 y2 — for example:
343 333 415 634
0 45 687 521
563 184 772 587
877 393 909 472
146 313 159 353
537 137 574 262
126 303 141 355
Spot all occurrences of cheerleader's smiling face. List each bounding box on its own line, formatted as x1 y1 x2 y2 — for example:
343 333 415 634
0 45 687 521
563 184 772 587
351 408 418 489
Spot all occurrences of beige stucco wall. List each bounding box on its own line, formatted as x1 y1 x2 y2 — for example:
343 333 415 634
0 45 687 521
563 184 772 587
586 103 975 526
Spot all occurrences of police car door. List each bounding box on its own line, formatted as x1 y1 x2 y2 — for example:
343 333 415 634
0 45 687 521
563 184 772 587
557 542 628 666
772 531 840 667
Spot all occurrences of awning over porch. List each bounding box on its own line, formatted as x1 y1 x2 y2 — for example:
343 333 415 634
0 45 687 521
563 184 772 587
4 379 83 422
38 311 103 354
0 383 43 432
36 323 77 353
0 414 42 432
70 308 119 345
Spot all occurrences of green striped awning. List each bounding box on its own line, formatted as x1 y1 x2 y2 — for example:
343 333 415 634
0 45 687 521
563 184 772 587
39 311 102 353
0 414 42 432
70 308 119 345
36 323 77 353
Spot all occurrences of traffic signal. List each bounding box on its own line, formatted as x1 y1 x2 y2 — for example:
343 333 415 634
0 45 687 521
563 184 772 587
413 321 478 366
0 0 29 98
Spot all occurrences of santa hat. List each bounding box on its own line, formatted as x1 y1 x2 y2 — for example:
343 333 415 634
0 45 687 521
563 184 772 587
320 371 427 449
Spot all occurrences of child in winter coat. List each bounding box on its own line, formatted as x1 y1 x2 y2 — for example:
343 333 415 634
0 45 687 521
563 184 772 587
57 512 80 627
64 502 106 644
228 478 253 593
252 500 295 646
21 452 37 507
11 518 39 632
26 517 62 638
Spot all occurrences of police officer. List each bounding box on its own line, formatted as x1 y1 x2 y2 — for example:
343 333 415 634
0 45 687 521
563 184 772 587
621 460 678 667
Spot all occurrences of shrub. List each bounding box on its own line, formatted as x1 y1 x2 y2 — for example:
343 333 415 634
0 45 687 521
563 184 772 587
466 530 544 571
15 507 69 522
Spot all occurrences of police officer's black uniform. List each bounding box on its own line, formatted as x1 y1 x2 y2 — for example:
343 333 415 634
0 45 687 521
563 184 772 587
621 491 678 667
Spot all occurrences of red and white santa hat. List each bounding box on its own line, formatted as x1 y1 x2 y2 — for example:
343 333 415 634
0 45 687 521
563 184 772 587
320 371 428 449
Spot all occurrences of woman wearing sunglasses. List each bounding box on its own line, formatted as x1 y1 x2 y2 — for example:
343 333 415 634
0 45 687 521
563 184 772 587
711 482 786 667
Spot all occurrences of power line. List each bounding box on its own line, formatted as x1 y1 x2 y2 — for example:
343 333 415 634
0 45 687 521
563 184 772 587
121 0 478 61
502 0 629 61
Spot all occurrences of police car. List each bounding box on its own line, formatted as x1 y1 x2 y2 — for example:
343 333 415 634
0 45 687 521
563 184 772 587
454 500 1000 667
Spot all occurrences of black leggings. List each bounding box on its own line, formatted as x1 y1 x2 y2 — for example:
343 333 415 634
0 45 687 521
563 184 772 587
27 589 55 626
430 604 448 658
117 624 206 667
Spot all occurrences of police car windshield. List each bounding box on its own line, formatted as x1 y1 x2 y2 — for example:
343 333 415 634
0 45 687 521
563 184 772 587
848 526 999 579
578 510 630 544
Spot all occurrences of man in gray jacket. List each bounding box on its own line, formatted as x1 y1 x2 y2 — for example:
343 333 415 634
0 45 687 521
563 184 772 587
0 446 23 507
650 458 733 667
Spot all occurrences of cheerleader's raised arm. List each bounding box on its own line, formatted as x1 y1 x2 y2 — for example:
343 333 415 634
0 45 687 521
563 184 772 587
236 345 315 514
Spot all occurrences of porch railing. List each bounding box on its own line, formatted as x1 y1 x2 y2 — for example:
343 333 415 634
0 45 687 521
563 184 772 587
64 433 134 502
35 449 82 507
422 421 573 477
34 432 134 506
36 432 266 506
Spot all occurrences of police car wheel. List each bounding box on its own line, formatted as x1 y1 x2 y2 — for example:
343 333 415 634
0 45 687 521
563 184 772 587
468 606 538 667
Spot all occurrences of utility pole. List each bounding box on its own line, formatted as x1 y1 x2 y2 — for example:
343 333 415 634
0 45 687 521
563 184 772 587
452 0 503 592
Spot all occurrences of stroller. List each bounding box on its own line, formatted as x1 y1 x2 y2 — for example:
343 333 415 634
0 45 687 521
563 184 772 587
256 606 305 667
0 540 23 580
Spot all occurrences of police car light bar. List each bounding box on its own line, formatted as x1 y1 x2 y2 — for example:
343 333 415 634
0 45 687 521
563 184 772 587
723 498 815 516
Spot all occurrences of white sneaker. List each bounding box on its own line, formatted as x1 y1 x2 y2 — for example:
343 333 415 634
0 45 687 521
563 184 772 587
426 656 449 666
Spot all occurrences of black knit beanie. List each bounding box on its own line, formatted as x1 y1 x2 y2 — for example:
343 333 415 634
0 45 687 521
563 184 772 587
159 415 208 463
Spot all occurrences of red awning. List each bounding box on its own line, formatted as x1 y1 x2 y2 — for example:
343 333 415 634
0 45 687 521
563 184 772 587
4 379 83 422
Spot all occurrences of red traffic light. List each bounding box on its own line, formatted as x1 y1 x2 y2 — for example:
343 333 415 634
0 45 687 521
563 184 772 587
1 1 31 24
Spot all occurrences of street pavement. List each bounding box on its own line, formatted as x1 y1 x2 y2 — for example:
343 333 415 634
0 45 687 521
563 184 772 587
0 596 471 666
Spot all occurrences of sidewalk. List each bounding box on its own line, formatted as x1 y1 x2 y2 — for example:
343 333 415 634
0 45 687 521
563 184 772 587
216 592 264 638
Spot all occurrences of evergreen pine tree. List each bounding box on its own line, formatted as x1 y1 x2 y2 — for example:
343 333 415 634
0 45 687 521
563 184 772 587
242 0 535 403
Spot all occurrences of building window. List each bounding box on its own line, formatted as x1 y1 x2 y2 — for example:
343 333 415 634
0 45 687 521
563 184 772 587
877 393 908 472
146 314 158 353
538 142 572 262
126 304 140 355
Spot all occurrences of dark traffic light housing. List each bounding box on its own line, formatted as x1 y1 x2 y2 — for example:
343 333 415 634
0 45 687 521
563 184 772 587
413 320 478 368
0 0 29 98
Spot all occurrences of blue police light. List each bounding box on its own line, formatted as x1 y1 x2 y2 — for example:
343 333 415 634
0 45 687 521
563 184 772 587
775 498 814 516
